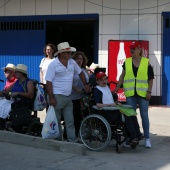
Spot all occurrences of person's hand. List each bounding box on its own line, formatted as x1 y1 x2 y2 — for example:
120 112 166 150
84 84 91 93
146 92 151 100
49 96 56 106
11 92 19 97
110 103 116 107
116 102 122 106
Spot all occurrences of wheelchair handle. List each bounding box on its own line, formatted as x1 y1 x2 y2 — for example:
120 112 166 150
0 79 4 82
108 81 123 88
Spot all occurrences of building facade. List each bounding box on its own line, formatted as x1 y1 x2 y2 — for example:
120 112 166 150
0 0 170 105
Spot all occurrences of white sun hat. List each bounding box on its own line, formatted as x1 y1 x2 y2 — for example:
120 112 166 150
54 42 76 56
15 64 28 75
1 63 16 71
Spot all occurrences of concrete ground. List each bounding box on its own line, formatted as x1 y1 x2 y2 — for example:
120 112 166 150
0 106 170 170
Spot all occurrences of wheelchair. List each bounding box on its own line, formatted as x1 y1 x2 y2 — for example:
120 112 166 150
0 79 43 137
79 90 128 152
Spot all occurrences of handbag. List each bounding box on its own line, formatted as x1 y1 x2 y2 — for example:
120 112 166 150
34 84 47 111
41 106 59 139
10 107 32 126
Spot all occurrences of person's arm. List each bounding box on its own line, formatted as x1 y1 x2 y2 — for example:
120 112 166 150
113 69 125 93
79 71 91 92
40 68 43 83
46 80 56 106
146 64 154 100
146 78 153 100
72 85 82 93
11 80 34 99
0 83 14 96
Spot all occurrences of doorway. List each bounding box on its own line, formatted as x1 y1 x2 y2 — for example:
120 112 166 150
46 19 98 66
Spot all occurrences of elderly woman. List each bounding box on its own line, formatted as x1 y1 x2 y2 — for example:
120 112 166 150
0 64 34 130
71 51 89 138
1 63 17 89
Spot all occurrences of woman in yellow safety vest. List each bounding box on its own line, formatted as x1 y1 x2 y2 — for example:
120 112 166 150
114 41 154 148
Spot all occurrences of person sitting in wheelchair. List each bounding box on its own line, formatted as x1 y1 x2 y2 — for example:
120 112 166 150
0 64 34 130
93 71 141 148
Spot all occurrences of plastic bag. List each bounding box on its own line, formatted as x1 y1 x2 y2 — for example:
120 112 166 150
41 106 59 139
116 106 137 117
34 84 46 111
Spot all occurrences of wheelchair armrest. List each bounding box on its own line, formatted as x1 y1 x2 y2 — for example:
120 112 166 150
0 79 4 83
92 105 119 111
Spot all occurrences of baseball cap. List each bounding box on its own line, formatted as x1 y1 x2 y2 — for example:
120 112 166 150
129 41 142 49
96 72 106 79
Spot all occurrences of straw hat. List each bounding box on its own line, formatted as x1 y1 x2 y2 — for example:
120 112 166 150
15 64 28 75
89 63 100 73
1 63 16 71
54 42 76 56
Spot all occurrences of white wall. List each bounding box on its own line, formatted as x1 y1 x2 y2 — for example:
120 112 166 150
1 0 170 97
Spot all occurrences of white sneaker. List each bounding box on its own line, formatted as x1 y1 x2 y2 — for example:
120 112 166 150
145 139 152 148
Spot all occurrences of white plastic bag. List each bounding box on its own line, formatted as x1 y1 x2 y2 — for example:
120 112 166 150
34 84 46 111
41 106 59 139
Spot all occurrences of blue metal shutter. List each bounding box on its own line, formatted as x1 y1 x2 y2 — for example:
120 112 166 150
162 14 170 105
0 19 45 89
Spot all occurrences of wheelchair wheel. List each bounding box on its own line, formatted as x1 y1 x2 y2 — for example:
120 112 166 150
80 114 111 151
27 121 42 137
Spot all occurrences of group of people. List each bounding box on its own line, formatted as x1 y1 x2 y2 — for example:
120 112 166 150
0 63 34 129
0 40 154 149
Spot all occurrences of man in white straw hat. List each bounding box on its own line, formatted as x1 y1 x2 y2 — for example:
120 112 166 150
45 42 90 143
1 63 17 90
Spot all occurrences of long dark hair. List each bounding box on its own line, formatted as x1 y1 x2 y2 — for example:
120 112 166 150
72 51 88 69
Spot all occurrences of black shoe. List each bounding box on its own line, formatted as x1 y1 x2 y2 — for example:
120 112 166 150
0 118 5 130
138 133 144 140
130 138 139 149
77 140 83 144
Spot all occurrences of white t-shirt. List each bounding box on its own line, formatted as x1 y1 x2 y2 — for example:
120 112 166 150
96 85 114 104
71 68 89 100
45 57 82 96
39 57 55 84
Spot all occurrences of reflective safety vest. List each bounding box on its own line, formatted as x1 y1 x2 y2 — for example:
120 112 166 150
123 57 149 97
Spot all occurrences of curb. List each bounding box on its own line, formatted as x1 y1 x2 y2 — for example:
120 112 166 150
0 131 86 155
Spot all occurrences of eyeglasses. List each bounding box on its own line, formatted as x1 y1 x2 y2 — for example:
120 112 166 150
65 52 71 55
4 69 11 73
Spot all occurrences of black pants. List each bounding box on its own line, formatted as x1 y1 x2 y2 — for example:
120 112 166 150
72 99 82 137
124 115 141 140
94 109 122 123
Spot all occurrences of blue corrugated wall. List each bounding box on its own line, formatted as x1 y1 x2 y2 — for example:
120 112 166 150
162 12 170 105
0 25 45 89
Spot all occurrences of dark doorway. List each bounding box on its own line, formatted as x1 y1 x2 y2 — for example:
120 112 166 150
46 20 96 66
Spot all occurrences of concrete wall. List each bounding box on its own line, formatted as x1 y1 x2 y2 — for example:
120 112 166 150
0 0 170 98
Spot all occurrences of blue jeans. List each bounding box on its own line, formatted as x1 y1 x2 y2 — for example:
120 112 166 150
126 96 150 139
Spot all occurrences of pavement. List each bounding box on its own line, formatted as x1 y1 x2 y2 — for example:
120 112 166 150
0 106 170 170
